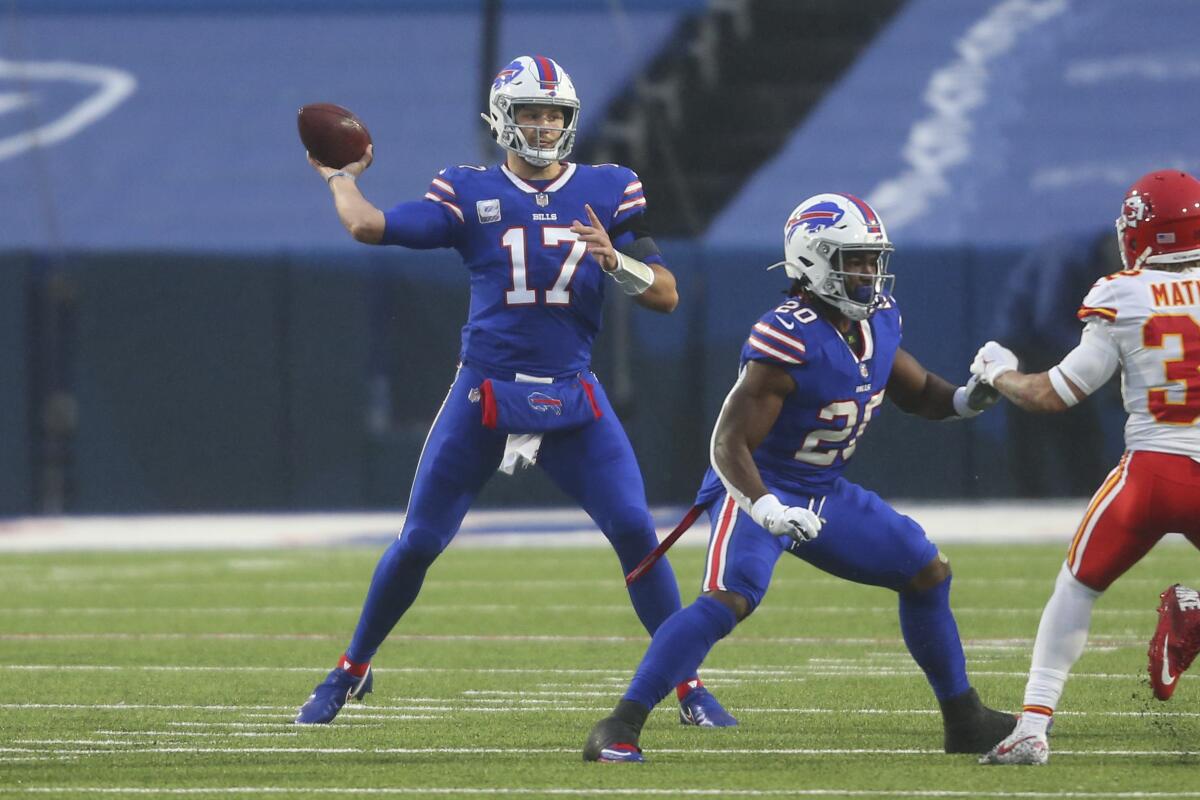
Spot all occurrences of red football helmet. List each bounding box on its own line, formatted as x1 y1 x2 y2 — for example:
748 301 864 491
1116 169 1200 269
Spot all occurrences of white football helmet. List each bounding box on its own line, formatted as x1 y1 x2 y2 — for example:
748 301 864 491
768 193 895 321
481 55 579 168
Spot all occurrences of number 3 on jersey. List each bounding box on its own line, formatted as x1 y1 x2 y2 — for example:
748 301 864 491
1143 313 1200 424
502 227 587 306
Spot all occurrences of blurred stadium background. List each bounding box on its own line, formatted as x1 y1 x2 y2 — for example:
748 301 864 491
2 0 1199 519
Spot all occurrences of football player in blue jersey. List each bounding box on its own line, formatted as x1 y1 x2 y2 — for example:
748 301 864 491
583 193 1016 763
294 55 734 729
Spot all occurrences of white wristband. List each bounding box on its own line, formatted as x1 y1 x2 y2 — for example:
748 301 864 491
326 171 353 185
749 494 785 528
606 251 655 296
951 385 981 419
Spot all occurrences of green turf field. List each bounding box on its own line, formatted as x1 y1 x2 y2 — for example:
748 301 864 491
1 540 1197 798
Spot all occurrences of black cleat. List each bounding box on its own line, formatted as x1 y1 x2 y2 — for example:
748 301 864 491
583 715 645 763
940 687 1018 754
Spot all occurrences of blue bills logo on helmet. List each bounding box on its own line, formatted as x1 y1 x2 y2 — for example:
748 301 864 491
493 61 525 90
787 201 845 241
527 392 564 415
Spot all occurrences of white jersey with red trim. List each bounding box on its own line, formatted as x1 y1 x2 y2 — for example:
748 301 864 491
1076 267 1200 458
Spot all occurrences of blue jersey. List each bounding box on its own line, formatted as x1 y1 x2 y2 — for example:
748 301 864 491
697 294 903 504
382 162 657 376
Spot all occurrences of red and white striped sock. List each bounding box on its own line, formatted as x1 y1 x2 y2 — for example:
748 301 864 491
675 677 703 702
338 653 370 678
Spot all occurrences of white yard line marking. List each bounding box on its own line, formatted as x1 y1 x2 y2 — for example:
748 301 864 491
463 690 615 697
0 578 622 591
248 710 485 720
242 714 445 721
800 669 1144 680
12 790 1200 798
0 663 1153 680
0 607 363 615
0 664 801 675
15 740 151 746
1 703 289 711
0 604 1158 617
0 633 1151 646
0 633 654 642
3 702 1196 718
93 730 300 738
0 745 1195 758
166 722 316 729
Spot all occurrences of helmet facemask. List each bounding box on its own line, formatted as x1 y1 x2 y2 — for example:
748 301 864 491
504 100 577 167
809 244 896 321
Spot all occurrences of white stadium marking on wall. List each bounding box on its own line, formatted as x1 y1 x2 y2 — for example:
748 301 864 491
0 59 136 163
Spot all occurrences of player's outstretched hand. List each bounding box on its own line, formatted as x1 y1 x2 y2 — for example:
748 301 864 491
965 374 1001 411
970 341 1018 385
571 204 617 271
309 144 374 182
750 494 822 544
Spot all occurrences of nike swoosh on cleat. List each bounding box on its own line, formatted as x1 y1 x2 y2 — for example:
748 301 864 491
598 745 642 762
995 736 1033 756
1161 634 1176 686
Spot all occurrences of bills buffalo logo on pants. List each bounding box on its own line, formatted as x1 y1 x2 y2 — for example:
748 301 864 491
527 392 563 415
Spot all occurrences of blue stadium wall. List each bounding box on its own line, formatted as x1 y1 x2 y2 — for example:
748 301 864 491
4 0 1179 513
0 243 1126 515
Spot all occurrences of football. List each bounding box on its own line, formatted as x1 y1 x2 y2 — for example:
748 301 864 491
297 103 372 169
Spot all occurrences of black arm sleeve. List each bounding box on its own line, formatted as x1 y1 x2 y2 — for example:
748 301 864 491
609 211 661 263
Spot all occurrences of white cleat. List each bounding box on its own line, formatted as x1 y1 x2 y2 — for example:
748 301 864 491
978 730 1049 765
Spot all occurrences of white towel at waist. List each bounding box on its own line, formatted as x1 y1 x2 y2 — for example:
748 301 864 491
498 372 554 475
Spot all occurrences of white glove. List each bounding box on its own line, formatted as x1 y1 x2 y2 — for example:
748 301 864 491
952 373 1001 418
970 341 1018 385
750 494 822 544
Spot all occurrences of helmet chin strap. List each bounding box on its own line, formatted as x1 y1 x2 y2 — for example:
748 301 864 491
519 152 554 168
1134 245 1152 270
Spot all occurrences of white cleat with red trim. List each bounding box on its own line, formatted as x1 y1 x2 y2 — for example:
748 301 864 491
978 729 1049 765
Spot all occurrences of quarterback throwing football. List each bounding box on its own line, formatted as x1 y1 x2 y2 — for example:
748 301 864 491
295 55 733 729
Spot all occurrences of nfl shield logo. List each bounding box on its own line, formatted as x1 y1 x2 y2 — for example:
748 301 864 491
535 192 550 207
859 363 870 379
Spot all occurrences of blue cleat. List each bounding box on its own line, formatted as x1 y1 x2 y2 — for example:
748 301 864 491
678 684 738 727
583 715 645 763
294 663 373 725
594 743 644 763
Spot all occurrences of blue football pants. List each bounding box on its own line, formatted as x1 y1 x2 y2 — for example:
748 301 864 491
344 364 682 663
701 478 939 606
